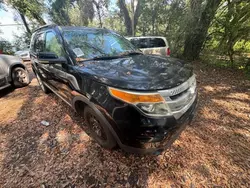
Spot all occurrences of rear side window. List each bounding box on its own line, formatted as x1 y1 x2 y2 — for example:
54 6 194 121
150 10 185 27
45 31 64 57
130 38 166 48
34 33 44 53
148 38 166 48
130 38 148 49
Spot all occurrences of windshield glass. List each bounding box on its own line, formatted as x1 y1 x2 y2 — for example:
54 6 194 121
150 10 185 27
63 30 137 59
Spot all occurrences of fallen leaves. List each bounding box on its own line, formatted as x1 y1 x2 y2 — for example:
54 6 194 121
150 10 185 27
0 61 249 187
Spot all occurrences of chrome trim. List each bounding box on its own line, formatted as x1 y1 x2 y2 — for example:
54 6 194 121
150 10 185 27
172 92 197 119
158 74 196 97
158 74 197 119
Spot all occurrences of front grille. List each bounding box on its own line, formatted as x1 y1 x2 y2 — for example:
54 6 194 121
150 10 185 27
169 88 188 100
158 75 197 119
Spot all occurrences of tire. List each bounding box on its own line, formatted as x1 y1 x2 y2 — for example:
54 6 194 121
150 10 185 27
84 106 117 149
35 73 51 94
12 67 30 88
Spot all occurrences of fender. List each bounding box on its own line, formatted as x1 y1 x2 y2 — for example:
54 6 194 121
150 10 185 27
72 93 123 147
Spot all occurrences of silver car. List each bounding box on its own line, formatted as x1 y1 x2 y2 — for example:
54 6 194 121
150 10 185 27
14 49 30 61
0 54 30 90
126 36 170 57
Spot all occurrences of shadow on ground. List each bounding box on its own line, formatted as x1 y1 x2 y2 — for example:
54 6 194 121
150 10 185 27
0 73 155 187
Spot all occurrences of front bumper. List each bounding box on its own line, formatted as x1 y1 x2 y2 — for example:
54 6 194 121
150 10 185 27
118 96 198 154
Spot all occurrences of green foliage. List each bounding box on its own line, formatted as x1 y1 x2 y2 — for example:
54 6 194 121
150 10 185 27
205 0 250 66
49 0 98 26
0 41 14 54
12 32 31 51
8 0 46 24
49 0 72 25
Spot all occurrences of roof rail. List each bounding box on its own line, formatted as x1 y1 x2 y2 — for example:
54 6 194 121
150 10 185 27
33 24 57 33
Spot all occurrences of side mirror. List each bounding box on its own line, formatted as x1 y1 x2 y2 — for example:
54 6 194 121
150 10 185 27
38 52 66 64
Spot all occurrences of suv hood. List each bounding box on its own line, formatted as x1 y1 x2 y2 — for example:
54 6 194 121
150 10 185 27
77 54 193 91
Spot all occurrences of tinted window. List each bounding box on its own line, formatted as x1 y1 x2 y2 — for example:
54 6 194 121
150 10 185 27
130 38 166 48
148 38 166 48
45 32 64 57
130 38 148 49
63 30 136 59
34 33 44 53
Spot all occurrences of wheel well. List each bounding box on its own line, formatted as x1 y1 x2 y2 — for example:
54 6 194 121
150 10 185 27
74 100 87 115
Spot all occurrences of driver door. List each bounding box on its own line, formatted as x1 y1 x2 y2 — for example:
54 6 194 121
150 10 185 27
43 30 72 103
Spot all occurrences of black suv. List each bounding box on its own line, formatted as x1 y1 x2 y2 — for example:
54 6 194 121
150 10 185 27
30 25 197 154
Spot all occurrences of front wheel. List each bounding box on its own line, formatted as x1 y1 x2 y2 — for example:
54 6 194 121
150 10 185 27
12 67 30 88
84 106 117 149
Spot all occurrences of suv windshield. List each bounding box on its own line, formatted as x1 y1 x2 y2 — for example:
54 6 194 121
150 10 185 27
63 29 137 59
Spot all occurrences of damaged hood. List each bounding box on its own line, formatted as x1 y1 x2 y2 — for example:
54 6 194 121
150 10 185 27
77 54 193 91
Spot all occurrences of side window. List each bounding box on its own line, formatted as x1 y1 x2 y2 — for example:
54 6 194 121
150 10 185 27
130 38 148 49
45 32 64 57
34 33 44 53
148 38 166 48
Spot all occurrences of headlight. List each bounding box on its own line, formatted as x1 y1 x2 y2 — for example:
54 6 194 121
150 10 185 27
109 87 171 116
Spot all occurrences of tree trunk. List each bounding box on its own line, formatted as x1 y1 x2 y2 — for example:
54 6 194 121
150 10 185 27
183 0 222 60
228 39 234 67
152 8 155 35
133 0 142 33
93 0 103 28
118 0 142 36
118 0 132 35
27 7 46 25
131 0 135 36
19 13 31 34
151 6 158 35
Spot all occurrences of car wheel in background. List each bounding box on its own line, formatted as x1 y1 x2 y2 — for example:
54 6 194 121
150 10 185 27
11 67 30 88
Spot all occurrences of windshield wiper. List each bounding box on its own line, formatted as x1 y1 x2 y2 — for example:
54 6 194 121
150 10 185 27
79 51 143 62
80 54 117 62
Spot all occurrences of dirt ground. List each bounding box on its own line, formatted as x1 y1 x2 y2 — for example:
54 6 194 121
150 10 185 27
0 62 250 187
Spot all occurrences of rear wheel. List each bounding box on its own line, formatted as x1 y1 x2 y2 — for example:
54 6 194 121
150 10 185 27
12 67 30 88
35 73 51 94
84 106 117 149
